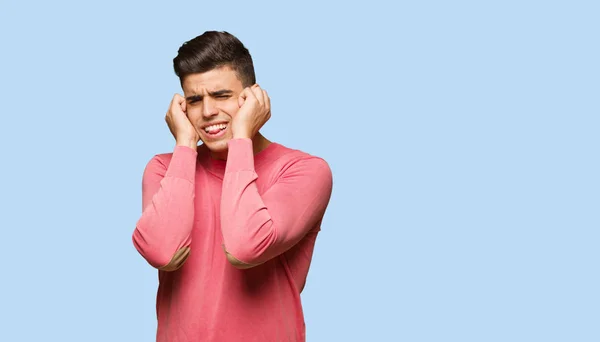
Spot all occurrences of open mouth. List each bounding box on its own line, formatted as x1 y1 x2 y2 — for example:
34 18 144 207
203 123 228 139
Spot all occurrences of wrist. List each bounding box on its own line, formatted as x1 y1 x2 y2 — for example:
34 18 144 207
232 130 252 140
231 123 252 140
232 134 251 140
176 139 198 150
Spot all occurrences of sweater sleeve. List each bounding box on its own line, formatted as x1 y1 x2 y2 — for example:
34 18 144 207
220 139 333 265
132 146 197 269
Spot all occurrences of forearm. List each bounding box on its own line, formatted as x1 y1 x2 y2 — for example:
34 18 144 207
220 139 332 267
133 146 197 269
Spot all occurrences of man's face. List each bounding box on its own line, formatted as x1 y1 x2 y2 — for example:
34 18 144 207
182 66 245 158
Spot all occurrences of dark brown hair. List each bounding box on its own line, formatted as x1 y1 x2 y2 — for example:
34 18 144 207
173 31 256 87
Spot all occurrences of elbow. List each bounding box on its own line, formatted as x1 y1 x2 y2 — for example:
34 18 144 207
158 247 191 271
226 251 259 269
222 243 263 269
132 229 190 271
221 220 275 269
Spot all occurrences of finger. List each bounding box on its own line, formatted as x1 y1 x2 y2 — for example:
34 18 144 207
262 89 270 113
252 84 265 105
238 87 251 107
168 94 177 112
177 94 188 114
174 93 185 107
172 94 186 113
244 86 259 104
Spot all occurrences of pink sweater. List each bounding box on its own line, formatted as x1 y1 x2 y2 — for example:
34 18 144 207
133 138 333 342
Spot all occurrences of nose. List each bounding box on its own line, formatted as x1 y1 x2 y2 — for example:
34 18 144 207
202 98 219 118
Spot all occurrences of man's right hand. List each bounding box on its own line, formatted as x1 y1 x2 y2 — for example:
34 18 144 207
165 94 200 149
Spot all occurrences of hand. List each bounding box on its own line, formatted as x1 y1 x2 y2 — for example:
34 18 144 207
231 84 271 139
165 94 200 149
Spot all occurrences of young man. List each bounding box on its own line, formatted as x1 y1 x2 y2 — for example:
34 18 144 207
132 31 333 342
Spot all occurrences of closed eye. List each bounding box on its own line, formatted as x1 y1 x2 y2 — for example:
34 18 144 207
209 89 234 99
186 95 202 104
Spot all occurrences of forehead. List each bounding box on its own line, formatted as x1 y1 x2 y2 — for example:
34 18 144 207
182 66 243 94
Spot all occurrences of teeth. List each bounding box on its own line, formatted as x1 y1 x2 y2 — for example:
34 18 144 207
204 123 227 133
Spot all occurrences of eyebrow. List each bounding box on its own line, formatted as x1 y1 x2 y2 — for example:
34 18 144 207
186 89 234 102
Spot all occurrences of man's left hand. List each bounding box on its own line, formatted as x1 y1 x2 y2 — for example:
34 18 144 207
232 84 271 139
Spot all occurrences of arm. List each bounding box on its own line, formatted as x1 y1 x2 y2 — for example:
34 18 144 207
132 146 197 270
220 139 333 268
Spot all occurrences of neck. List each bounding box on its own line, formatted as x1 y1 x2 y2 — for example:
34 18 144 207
211 133 271 160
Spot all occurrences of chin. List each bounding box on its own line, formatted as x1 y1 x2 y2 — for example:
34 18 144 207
203 138 230 155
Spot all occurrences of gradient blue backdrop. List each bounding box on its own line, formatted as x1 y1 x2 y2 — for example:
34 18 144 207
1 1 598 341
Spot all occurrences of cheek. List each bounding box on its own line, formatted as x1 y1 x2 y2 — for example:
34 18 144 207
186 108 203 122
221 99 240 117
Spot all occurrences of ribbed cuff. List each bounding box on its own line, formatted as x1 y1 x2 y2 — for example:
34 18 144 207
165 145 197 182
225 138 255 173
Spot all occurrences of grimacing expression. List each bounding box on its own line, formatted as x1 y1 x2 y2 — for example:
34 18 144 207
182 66 245 156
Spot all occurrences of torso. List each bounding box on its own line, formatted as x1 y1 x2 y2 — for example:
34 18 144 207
154 142 321 342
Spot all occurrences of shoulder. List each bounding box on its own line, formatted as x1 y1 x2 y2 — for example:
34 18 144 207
145 152 173 169
145 144 201 169
141 151 176 178
267 142 332 180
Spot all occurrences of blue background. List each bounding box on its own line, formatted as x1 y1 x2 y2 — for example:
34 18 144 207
1 1 598 341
